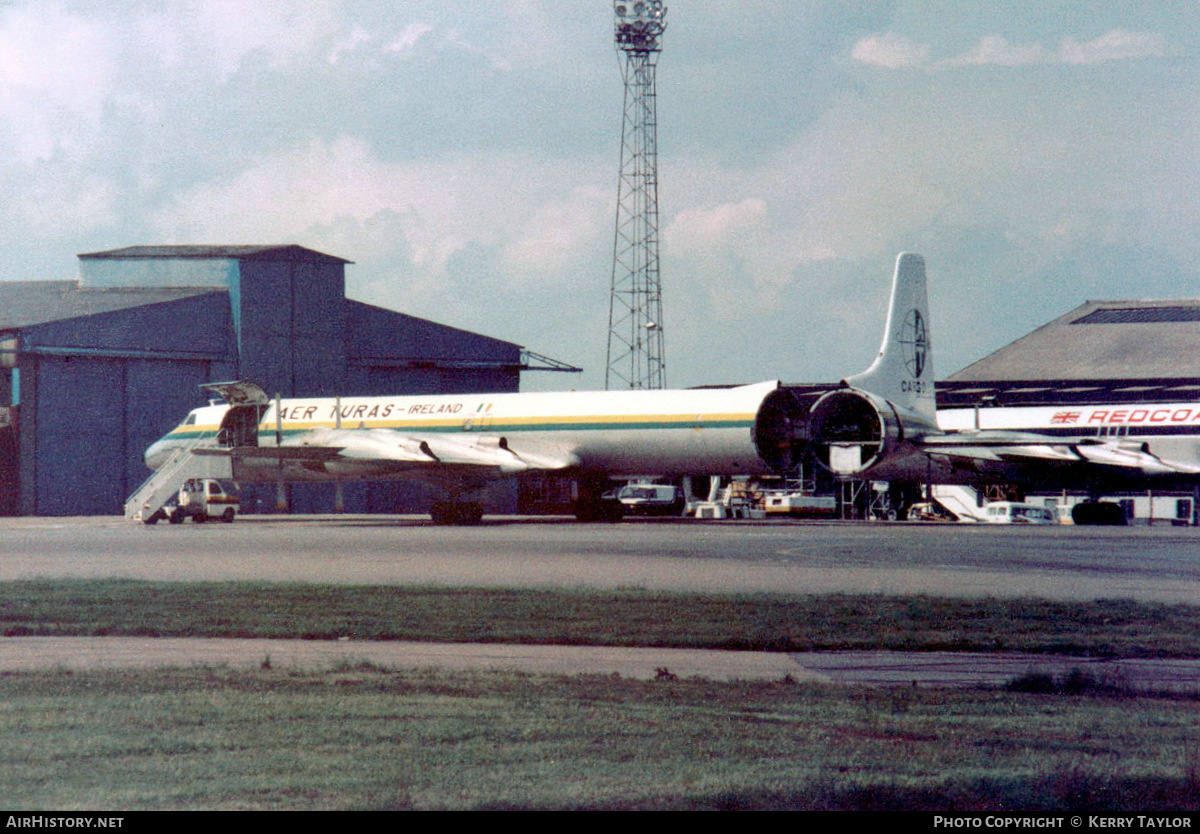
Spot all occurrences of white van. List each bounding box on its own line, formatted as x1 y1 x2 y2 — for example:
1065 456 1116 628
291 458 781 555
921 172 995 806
983 501 1056 525
605 484 685 517
169 479 240 523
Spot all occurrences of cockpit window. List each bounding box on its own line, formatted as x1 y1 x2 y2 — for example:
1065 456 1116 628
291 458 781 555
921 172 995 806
184 414 197 425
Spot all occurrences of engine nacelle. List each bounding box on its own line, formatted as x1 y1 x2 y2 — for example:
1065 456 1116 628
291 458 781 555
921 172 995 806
808 388 905 477
752 386 811 472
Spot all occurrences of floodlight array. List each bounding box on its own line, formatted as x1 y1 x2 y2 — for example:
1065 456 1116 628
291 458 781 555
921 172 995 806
614 0 667 52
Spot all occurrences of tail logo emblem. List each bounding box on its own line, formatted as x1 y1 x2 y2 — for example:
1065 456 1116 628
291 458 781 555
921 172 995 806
900 309 927 379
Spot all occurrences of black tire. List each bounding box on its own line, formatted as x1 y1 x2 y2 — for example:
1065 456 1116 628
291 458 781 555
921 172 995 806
169 509 184 525
603 501 626 523
431 501 482 525
457 503 483 525
1071 501 1127 526
221 508 235 523
574 502 603 522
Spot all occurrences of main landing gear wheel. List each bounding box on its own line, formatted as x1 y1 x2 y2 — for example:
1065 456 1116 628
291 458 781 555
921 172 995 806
574 498 625 523
1071 501 1127 526
430 501 484 526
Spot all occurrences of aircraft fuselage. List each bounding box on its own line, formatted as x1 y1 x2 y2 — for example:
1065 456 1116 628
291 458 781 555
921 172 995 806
145 381 803 484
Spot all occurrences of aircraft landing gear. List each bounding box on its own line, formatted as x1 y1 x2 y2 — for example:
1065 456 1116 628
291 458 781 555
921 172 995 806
573 477 624 522
1071 501 1127 526
573 492 625 522
430 501 484 526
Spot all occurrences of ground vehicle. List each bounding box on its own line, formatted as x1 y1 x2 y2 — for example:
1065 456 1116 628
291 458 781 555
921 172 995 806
611 484 684 516
908 501 957 522
982 501 1056 524
597 484 684 520
145 479 239 524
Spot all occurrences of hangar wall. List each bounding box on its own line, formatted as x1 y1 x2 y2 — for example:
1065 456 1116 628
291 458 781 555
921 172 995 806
0 245 523 516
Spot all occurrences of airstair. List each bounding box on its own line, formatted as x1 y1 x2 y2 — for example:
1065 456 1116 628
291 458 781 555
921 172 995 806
123 435 232 522
930 484 988 523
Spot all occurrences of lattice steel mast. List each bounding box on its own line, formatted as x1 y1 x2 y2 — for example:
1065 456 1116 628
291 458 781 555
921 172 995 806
606 0 667 390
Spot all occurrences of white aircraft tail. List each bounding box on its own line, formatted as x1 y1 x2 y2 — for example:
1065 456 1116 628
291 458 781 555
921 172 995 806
844 253 936 427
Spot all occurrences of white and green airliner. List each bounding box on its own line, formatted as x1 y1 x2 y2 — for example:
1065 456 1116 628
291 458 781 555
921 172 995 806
143 253 1200 524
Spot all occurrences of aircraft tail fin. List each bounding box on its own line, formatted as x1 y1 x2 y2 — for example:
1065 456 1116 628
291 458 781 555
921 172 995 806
844 253 936 427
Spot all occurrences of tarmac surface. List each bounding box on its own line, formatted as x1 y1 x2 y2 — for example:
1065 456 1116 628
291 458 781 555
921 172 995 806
3 514 1198 689
5 514 1200 601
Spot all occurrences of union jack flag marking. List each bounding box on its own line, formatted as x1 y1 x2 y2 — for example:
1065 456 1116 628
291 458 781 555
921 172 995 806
1050 411 1081 425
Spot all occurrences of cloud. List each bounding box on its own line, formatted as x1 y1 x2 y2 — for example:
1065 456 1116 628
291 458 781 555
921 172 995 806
852 29 1168 70
0 1 353 163
667 199 768 252
329 26 375 64
0 2 116 161
164 0 338 81
149 135 617 333
948 35 1048 67
0 2 1194 390
502 186 610 282
1058 30 1166 65
385 22 433 55
153 137 480 274
850 33 929 68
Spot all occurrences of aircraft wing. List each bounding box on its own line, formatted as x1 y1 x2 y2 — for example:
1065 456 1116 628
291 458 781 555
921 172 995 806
242 427 579 475
921 432 1200 476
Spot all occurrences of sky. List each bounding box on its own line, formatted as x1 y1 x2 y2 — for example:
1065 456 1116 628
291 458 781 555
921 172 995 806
2 1 1199 392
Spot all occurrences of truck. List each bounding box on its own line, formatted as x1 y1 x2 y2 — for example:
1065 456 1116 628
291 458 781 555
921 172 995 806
144 479 240 524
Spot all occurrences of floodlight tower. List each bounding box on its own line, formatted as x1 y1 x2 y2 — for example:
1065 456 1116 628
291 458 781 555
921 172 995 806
606 0 667 390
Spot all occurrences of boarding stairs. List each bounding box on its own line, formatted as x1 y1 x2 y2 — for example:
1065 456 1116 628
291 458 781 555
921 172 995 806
123 435 233 522
930 484 988 523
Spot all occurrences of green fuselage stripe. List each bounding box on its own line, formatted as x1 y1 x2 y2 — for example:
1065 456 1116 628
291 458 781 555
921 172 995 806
169 418 754 442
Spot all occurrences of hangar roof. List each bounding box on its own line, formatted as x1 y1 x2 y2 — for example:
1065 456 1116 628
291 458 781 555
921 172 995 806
78 245 351 264
949 298 1200 383
346 300 520 364
0 281 221 329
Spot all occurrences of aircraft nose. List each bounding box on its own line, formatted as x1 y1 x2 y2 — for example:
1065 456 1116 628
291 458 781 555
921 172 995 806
144 440 169 470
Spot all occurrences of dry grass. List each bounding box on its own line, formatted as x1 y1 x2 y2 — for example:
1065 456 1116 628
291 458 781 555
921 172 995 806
0 666 1196 811
1 580 1198 657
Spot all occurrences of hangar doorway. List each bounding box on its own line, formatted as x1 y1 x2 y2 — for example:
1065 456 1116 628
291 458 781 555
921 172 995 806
0 407 17 516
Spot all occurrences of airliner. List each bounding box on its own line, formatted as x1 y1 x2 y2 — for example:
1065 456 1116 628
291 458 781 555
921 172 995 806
140 253 1200 523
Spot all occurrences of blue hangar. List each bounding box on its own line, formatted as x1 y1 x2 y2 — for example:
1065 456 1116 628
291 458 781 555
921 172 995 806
0 245 555 516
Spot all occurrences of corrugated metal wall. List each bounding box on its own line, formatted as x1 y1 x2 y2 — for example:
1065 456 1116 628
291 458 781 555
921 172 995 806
18 294 234 515
8 249 522 516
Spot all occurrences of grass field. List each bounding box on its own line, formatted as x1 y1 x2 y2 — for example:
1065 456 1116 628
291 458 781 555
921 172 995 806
3 579 1200 657
1 579 1198 810
0 666 1197 811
